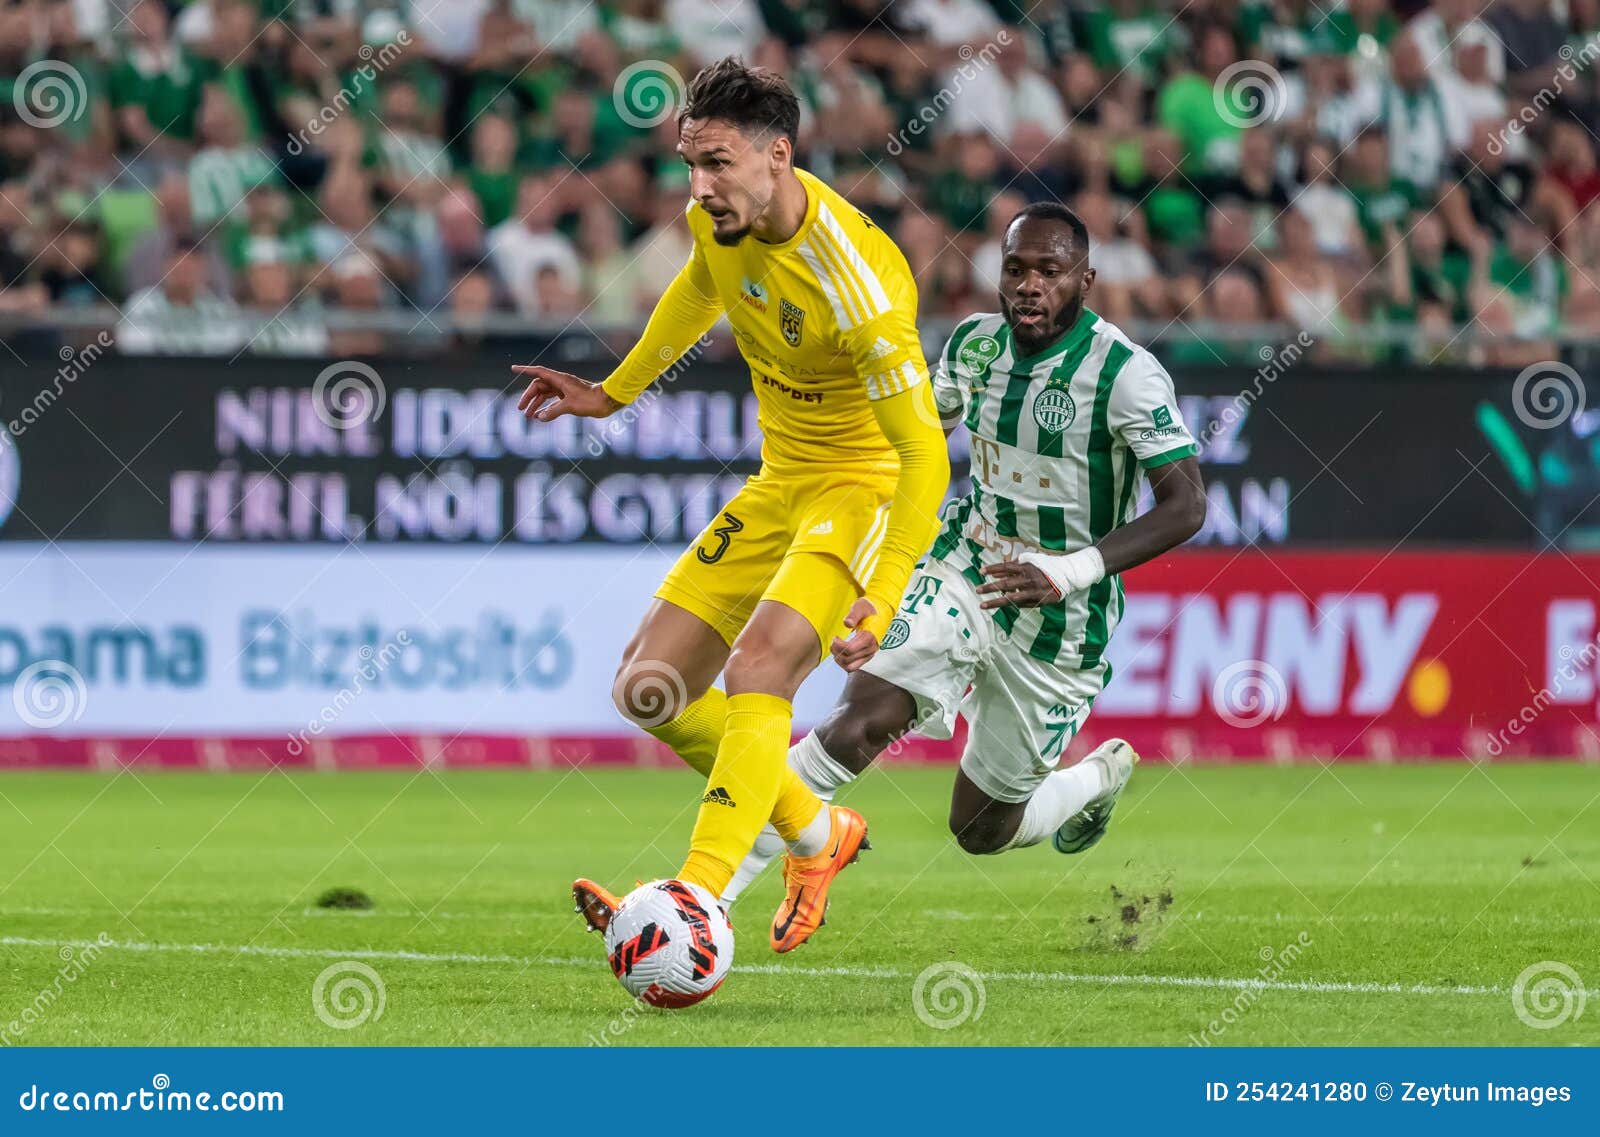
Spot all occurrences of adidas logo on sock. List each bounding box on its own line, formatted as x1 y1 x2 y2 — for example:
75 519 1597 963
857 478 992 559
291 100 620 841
701 786 736 806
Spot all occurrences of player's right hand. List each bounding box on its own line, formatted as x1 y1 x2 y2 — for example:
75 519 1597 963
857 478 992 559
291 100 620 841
513 365 621 421
830 598 883 672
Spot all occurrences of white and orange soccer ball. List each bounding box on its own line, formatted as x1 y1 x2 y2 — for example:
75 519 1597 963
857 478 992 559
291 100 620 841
604 879 734 1008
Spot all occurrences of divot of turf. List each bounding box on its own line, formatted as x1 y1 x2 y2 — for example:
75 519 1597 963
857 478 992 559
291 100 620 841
314 887 374 910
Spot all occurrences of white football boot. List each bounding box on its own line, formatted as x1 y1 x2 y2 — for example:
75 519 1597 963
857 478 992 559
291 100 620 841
1053 738 1139 854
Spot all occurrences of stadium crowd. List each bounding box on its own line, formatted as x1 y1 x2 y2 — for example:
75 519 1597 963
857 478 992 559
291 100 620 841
2 0 1599 362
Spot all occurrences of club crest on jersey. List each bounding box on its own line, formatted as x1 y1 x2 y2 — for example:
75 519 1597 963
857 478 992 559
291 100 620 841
740 277 769 313
779 298 805 346
958 334 1001 372
880 617 912 650
1034 386 1076 432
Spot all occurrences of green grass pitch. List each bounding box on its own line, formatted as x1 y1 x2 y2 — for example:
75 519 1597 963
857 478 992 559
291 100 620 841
0 762 1596 1046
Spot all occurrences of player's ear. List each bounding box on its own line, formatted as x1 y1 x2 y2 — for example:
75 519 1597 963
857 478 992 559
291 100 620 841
1079 265 1096 300
768 133 792 172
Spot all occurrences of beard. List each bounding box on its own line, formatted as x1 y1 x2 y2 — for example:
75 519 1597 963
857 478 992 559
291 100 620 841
711 222 752 246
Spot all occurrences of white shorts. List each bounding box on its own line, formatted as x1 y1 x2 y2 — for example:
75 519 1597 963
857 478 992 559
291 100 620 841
860 557 1107 803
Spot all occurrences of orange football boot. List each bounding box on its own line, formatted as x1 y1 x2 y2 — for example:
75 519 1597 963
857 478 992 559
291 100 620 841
769 805 870 953
572 878 622 933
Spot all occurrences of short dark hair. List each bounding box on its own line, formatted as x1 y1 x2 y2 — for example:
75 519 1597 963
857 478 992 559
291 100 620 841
680 57 800 147
1009 201 1089 259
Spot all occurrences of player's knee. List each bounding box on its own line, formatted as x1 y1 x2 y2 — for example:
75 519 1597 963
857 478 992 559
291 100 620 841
948 812 1008 856
723 637 807 699
611 658 689 728
815 713 880 774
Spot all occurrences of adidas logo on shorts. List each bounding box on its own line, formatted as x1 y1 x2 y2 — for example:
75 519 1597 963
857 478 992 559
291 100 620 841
702 786 736 807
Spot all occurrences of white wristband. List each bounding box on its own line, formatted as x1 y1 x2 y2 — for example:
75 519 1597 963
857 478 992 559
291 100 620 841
1019 546 1106 599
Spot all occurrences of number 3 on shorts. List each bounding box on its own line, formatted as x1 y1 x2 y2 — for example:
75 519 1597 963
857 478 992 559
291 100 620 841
696 513 743 565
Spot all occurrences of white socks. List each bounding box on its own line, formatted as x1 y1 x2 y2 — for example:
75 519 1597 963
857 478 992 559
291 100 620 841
720 733 856 904
997 759 1108 852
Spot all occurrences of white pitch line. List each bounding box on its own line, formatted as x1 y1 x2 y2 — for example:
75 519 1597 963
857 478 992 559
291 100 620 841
4 935 1584 1001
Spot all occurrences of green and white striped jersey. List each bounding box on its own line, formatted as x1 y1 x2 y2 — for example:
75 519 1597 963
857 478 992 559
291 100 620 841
928 308 1197 667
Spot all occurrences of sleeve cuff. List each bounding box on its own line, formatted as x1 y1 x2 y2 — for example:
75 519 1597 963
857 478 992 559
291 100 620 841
1140 443 1198 469
599 375 636 406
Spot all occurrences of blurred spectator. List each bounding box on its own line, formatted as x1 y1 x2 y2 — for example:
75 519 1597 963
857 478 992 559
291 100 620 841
1266 210 1349 339
1157 23 1242 174
1291 138 1364 261
1075 189 1162 322
944 28 1069 148
488 175 582 318
1382 34 1451 202
118 240 242 354
1410 0 1505 84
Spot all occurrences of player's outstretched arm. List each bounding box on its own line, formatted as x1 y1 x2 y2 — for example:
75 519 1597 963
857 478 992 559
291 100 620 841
514 233 723 421
978 456 1206 609
832 381 950 670
514 366 622 421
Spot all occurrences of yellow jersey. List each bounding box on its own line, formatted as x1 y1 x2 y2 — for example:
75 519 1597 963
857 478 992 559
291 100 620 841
602 168 929 475
600 168 947 630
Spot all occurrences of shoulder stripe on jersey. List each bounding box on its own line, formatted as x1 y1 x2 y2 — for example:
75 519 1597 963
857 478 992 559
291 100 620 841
816 204 892 314
1076 339 1134 666
811 226 875 327
797 238 857 328
808 226 868 324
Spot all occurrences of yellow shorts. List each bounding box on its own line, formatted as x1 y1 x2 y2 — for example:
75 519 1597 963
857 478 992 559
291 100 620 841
657 466 898 656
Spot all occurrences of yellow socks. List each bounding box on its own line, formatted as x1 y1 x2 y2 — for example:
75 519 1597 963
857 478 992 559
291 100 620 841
643 687 727 778
679 692 796 895
769 765 825 844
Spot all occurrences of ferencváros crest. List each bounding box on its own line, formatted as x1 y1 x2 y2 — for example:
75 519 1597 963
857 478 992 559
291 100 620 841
1033 386 1076 431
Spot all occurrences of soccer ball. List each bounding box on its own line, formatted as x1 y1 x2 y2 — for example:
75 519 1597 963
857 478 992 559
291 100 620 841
604 879 733 1008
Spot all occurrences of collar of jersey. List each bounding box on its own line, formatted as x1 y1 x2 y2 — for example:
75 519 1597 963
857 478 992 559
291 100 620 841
1005 307 1100 372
